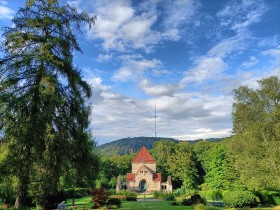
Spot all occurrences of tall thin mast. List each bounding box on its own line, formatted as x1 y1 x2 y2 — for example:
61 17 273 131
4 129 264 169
155 104 157 138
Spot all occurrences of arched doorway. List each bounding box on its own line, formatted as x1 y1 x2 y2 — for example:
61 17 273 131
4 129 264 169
140 180 147 192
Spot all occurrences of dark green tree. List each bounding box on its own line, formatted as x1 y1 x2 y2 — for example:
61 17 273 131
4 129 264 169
0 0 97 208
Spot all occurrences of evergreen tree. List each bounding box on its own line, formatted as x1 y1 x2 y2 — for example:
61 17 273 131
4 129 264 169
0 0 97 208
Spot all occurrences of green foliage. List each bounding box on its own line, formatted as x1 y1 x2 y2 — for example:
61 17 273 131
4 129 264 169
153 191 175 201
166 142 198 189
0 0 98 209
106 198 121 207
170 201 179 206
231 76 280 191
64 188 90 199
223 190 259 208
194 203 207 210
257 191 280 205
199 190 223 201
116 190 137 198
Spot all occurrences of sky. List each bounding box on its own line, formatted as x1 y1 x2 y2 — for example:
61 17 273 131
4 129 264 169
0 0 279 145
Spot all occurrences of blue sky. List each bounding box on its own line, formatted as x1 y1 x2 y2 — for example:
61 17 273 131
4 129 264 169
1 0 279 145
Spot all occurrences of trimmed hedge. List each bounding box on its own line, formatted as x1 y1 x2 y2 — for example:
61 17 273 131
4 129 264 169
223 190 259 208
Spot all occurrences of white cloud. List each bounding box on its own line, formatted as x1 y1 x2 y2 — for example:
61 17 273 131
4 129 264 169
208 36 246 58
241 56 259 68
89 79 234 143
85 0 200 51
112 66 133 82
96 53 113 62
0 5 14 19
172 128 232 141
86 0 159 51
180 56 226 86
112 57 162 82
0 1 7 5
140 79 180 97
216 0 267 34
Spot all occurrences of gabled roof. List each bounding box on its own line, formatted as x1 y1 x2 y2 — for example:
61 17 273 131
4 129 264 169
132 146 156 163
127 173 135 181
137 165 154 175
153 173 162 182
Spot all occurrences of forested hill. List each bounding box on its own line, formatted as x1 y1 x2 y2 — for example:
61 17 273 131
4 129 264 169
98 137 178 156
97 137 222 156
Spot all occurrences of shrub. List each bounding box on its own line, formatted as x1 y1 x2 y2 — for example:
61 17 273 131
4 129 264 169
106 198 121 207
257 191 280 205
181 194 205 206
109 195 127 201
194 203 207 210
153 191 165 199
182 198 192 206
126 196 137 201
91 188 108 208
171 201 179 206
190 194 205 205
164 193 175 201
199 190 223 201
223 191 259 208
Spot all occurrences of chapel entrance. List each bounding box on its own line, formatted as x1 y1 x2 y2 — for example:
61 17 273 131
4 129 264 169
140 180 147 192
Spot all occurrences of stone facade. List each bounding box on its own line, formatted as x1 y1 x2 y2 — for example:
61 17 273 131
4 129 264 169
116 146 172 192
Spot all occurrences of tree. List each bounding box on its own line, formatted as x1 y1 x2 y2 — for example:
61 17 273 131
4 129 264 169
152 140 176 181
230 76 280 190
203 143 238 190
0 0 97 208
166 142 198 189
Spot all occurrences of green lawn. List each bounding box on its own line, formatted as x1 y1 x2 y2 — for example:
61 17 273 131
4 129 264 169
120 201 193 210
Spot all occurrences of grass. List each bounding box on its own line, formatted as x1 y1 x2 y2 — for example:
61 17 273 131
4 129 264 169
120 201 193 210
66 196 92 207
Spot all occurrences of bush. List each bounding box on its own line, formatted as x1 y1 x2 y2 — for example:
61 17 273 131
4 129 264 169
181 194 205 206
153 191 164 199
194 203 207 210
116 190 136 197
91 188 108 208
190 194 205 205
182 198 192 206
199 190 223 201
106 198 121 207
257 191 280 205
170 201 179 206
164 193 175 201
109 195 127 201
126 196 137 201
223 191 259 208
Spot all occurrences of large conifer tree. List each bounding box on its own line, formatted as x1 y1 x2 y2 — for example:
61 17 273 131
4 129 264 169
0 0 98 208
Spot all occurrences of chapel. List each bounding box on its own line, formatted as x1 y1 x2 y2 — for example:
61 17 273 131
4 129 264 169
116 146 172 192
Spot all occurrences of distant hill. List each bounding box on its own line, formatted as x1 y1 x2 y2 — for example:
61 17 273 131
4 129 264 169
97 136 223 156
98 137 178 156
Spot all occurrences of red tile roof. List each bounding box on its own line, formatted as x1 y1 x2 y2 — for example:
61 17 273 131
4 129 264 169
132 146 156 163
153 173 162 182
127 173 135 181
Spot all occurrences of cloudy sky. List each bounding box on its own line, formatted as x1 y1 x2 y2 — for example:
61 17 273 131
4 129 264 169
1 0 279 145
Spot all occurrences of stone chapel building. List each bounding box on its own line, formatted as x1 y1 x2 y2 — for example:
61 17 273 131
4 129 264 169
116 146 172 192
